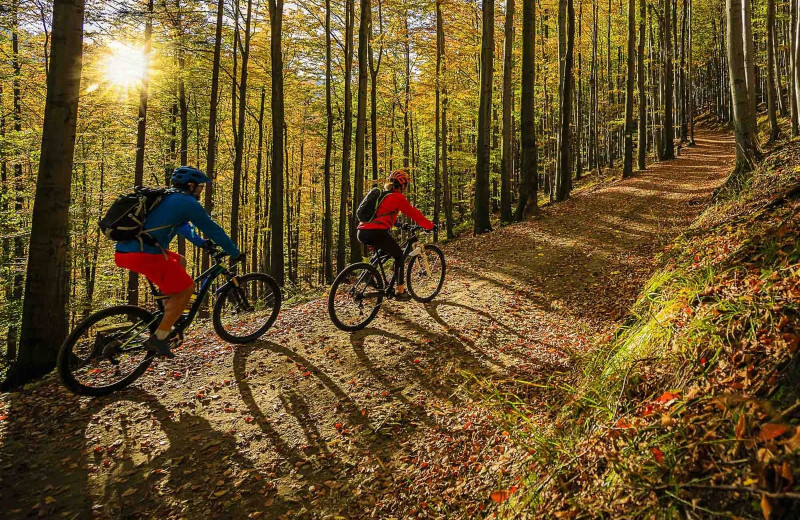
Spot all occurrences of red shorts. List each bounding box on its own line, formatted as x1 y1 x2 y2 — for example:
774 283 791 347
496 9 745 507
115 250 194 295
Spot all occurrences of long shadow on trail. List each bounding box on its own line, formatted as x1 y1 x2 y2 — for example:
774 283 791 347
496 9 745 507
1 386 291 519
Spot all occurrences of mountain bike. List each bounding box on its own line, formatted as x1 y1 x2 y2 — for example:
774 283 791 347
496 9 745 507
328 223 446 331
57 241 281 396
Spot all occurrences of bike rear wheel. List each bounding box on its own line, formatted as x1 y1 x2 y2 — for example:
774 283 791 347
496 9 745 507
328 262 384 331
57 305 157 396
406 244 446 302
213 273 281 343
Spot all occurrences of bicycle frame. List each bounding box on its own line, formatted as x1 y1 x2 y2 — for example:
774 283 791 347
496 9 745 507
150 254 237 336
367 231 421 293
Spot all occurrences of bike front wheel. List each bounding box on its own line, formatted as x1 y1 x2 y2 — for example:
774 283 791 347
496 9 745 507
328 262 384 332
406 245 446 302
213 273 281 343
57 305 158 396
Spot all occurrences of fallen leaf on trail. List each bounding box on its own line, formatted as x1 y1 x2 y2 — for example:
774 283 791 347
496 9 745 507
784 427 800 451
0 414 7 421
650 447 664 463
759 423 789 441
121 488 136 497
657 392 680 404
761 494 772 520
213 489 228 497
490 489 513 503
44 496 55 504
735 413 747 439
244 417 254 423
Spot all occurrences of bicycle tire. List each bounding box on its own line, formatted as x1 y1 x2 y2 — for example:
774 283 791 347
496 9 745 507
212 273 281 343
406 244 446 303
328 262 384 331
57 305 157 396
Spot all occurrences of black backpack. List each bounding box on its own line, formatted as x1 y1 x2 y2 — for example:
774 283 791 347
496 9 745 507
99 187 175 247
356 187 393 223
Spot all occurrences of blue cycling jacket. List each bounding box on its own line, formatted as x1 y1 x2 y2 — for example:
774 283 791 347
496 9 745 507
115 191 240 257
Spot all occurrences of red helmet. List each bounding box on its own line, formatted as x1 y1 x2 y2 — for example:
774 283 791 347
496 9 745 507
389 169 411 188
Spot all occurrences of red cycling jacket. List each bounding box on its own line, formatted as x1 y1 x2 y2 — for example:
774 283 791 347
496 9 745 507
357 191 434 231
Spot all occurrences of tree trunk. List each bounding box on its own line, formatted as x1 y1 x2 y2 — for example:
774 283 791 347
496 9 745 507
742 0 758 134
791 0 799 135
253 86 266 274
403 12 411 171
474 0 494 233
231 0 253 246
2 0 85 389
200 0 224 315
726 0 760 176
128 0 154 306
767 0 781 142
352 0 370 262
435 0 443 240
662 0 675 159
637 0 647 168
323 0 334 282
623 0 637 178
337 0 353 271
440 8 454 239
500 0 515 223
555 0 574 201
368 0 384 183
7 0 24 357
269 0 285 284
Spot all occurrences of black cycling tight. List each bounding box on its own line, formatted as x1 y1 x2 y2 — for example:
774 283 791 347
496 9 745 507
357 228 404 286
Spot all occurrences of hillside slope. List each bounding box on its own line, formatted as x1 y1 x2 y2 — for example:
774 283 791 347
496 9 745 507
500 138 800 518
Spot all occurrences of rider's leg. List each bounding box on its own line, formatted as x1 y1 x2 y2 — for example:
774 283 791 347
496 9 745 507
155 284 194 339
366 230 405 293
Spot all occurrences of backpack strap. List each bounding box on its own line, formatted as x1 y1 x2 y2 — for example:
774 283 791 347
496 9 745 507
373 191 397 220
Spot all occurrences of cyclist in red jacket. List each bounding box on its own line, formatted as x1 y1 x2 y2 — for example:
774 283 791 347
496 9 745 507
357 169 435 301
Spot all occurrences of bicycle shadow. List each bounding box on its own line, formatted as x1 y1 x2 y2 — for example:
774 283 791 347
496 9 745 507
232 340 406 471
0 386 291 519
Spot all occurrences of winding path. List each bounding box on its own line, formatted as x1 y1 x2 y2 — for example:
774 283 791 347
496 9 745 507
0 129 735 519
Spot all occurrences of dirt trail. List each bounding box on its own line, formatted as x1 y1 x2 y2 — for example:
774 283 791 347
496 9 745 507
0 130 735 519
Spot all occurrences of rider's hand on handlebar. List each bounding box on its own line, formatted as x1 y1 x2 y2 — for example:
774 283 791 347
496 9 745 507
230 252 247 264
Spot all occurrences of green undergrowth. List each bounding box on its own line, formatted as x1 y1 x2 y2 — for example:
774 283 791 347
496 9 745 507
487 138 800 519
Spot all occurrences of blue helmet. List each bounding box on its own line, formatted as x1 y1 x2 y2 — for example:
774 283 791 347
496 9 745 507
171 166 211 186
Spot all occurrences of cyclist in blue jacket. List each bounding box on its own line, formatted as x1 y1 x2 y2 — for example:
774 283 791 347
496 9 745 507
115 166 242 357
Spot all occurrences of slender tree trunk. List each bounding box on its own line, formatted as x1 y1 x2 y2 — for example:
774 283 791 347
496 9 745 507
338 0 353 271
726 0 760 176
474 0 494 233
791 0 799 135
253 86 265 273
403 12 411 170
323 0 333 282
127 0 154 306
2 0 85 388
500 0 515 223
269 0 285 284
637 0 647 168
688 0 695 145
440 12 454 238
742 0 758 134
556 0 574 201
368 0 384 183
662 0 675 159
231 0 253 246
7 1 24 357
435 0 443 240
767 0 781 142
623 0 637 178
352 0 370 262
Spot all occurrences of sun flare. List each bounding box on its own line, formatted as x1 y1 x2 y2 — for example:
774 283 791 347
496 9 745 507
104 42 146 88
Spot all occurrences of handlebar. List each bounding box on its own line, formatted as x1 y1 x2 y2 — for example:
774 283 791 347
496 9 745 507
203 240 246 265
395 222 436 233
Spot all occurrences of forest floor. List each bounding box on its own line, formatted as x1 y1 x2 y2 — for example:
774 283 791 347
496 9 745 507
0 129 735 520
